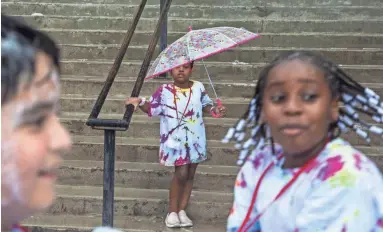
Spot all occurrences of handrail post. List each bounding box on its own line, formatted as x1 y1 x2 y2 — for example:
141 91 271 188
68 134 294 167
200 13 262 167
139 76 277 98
102 129 116 226
158 0 168 79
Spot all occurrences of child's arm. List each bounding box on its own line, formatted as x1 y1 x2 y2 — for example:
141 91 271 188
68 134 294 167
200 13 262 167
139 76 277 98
124 85 164 117
203 105 227 117
124 97 149 114
200 83 226 117
203 105 214 114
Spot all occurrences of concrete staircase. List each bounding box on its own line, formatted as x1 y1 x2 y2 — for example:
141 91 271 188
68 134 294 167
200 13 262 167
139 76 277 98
3 0 383 231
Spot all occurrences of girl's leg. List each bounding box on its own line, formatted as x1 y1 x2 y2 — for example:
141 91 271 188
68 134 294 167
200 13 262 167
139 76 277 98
179 163 198 211
168 165 189 213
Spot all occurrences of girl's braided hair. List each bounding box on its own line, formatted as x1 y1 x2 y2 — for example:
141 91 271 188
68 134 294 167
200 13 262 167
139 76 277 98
222 50 383 165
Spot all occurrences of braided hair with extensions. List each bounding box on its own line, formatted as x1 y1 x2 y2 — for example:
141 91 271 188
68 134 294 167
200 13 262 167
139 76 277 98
222 50 383 166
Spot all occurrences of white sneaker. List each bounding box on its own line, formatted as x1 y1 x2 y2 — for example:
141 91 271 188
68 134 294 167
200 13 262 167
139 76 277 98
178 210 193 227
165 212 181 228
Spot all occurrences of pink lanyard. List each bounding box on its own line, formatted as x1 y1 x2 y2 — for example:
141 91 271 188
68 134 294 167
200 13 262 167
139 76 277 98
239 141 328 232
172 84 192 125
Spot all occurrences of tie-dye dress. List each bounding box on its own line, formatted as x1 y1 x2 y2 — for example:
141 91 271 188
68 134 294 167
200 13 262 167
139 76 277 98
227 138 383 232
148 80 213 166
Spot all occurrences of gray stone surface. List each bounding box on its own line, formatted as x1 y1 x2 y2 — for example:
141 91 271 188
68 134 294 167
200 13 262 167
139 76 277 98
24 215 226 231
57 44 383 65
66 135 383 165
59 77 383 99
42 29 383 48
13 15 383 33
47 185 232 220
59 61 383 82
6 0 383 6
4 3 383 20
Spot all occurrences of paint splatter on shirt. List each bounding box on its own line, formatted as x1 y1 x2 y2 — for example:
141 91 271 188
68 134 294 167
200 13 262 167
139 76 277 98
148 81 213 166
227 138 383 231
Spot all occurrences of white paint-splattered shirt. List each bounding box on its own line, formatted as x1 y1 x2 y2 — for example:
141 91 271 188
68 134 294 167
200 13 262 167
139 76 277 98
148 80 213 166
227 138 383 232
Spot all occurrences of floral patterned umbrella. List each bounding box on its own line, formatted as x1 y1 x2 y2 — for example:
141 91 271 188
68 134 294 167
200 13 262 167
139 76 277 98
145 26 260 80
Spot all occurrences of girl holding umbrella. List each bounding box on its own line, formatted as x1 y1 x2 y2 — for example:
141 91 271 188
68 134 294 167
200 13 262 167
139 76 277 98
125 27 258 228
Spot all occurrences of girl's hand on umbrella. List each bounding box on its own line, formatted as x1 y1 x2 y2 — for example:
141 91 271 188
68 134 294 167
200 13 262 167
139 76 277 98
125 97 140 111
214 106 227 118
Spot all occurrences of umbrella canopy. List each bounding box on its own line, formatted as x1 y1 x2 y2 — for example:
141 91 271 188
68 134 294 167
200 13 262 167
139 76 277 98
145 26 259 80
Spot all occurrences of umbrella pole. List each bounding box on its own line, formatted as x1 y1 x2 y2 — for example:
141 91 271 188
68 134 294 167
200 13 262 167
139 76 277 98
201 59 219 100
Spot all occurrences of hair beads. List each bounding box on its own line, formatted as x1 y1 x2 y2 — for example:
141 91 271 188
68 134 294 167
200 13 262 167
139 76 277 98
222 51 383 166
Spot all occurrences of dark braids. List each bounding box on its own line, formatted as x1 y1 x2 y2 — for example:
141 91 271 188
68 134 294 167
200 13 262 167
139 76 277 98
222 50 383 165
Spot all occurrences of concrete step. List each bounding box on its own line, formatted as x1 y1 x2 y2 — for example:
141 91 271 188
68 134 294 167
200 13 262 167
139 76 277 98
60 96 250 118
59 76 383 117
43 29 383 49
68 135 383 166
23 215 226 232
61 77 256 99
60 60 383 83
68 136 237 165
15 15 383 33
60 76 383 100
58 44 383 65
62 96 383 127
61 113 239 140
4 3 383 20
59 160 238 192
59 112 383 146
48 185 231 221
61 60 264 82
6 0 383 7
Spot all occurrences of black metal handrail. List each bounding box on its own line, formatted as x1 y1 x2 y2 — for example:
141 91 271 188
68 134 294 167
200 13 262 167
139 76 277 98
85 0 172 226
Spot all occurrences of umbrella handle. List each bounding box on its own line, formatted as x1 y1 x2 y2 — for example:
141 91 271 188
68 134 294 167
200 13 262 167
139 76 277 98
211 98 223 118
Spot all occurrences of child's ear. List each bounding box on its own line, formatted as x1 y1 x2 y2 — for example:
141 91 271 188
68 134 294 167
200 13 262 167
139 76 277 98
330 97 339 122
